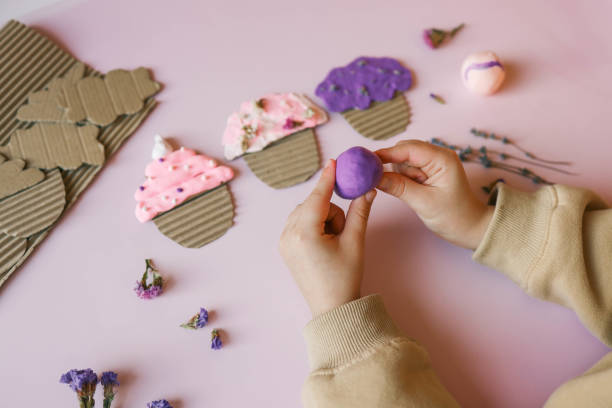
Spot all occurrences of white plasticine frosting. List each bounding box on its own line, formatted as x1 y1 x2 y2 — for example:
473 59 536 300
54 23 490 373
221 92 328 160
151 134 174 159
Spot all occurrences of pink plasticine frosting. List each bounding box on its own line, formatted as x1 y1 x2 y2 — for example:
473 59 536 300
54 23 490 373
222 92 328 160
134 147 234 222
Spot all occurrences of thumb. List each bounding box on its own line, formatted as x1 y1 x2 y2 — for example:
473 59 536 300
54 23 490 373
342 190 376 244
376 172 427 206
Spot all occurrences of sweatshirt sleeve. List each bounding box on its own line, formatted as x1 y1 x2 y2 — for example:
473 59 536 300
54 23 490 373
302 294 460 408
473 183 612 346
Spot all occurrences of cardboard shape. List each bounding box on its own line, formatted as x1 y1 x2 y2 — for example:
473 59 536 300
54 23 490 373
0 123 104 170
0 233 27 276
16 62 161 127
0 169 66 238
153 184 234 248
0 20 159 289
243 128 320 189
0 156 44 199
341 92 411 140
0 20 78 146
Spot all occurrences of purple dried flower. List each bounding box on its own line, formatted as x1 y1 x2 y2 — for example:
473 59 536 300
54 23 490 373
60 369 98 393
147 399 173 408
134 259 163 300
60 369 98 408
211 329 223 350
100 371 119 387
101 371 119 408
181 307 209 330
423 23 464 49
423 29 435 48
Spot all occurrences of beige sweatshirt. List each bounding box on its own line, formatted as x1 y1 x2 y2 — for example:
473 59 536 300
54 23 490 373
302 184 612 407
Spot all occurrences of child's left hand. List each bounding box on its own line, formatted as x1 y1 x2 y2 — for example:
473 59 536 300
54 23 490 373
279 159 377 317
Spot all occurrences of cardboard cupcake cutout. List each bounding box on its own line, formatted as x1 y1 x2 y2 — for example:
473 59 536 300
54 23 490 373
135 136 235 248
315 57 412 140
222 93 328 189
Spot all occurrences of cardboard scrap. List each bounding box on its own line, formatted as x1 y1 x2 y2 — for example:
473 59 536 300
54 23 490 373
0 123 104 170
0 233 27 276
16 62 161 127
0 155 44 199
0 169 65 238
153 184 234 248
0 20 160 289
243 128 320 189
341 92 411 140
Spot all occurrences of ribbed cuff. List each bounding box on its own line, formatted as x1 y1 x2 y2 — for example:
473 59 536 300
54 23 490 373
473 184 555 288
303 294 401 371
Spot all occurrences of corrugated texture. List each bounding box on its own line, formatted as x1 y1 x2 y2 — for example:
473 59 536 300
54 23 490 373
0 20 77 145
0 233 27 275
0 123 104 169
0 157 44 199
0 169 65 238
244 128 320 189
342 93 411 140
153 184 234 248
0 20 159 288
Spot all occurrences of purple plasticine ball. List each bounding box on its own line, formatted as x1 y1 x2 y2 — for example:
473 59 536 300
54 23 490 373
335 147 383 199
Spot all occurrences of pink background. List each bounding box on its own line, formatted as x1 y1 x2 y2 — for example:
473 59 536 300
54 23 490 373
1 0 611 406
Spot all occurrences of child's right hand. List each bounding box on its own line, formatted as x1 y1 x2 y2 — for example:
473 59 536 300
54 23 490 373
375 140 494 250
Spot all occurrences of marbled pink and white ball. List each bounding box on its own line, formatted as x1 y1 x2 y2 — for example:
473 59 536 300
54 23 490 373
461 51 506 95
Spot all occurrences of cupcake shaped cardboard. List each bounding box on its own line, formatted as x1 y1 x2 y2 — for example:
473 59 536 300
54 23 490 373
135 136 235 248
315 57 412 140
222 93 328 189
0 154 66 274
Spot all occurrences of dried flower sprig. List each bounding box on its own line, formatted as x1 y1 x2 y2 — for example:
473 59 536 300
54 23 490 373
429 93 446 104
147 400 173 408
134 259 163 300
60 369 98 408
430 137 558 187
100 371 119 408
423 23 464 49
180 307 209 330
470 128 571 165
211 329 223 350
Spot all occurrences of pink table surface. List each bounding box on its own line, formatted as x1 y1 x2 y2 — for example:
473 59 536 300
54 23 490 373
1 0 611 406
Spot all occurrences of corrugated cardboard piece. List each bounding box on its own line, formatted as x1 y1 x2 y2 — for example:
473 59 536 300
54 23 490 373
17 62 161 126
243 128 320 189
0 169 65 238
0 234 26 275
153 184 234 249
0 123 104 170
0 155 44 199
0 20 160 288
341 92 411 140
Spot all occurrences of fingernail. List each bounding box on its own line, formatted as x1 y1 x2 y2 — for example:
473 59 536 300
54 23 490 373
365 190 376 203
324 159 333 169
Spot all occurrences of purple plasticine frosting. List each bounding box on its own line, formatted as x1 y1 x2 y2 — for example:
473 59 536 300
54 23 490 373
463 60 504 80
315 57 412 112
335 146 383 199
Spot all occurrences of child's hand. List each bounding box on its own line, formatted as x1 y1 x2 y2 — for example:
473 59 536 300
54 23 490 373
375 140 494 250
279 160 376 317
